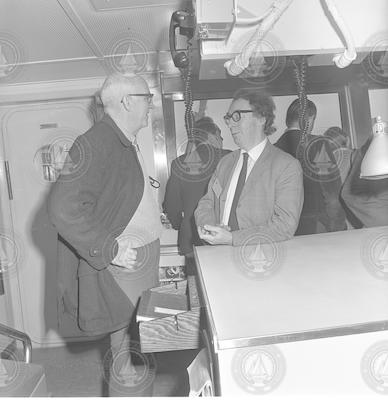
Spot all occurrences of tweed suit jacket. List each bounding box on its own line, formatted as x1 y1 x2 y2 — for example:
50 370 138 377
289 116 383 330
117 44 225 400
195 141 304 244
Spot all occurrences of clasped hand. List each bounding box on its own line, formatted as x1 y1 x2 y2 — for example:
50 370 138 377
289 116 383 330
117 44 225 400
111 245 137 270
197 224 233 245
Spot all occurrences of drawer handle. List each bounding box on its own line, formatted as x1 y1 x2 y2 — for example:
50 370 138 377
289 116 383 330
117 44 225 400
174 315 179 331
4 161 13 200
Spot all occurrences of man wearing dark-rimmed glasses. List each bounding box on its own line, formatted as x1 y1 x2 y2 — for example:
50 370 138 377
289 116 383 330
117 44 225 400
121 92 154 105
48 72 161 395
195 89 304 245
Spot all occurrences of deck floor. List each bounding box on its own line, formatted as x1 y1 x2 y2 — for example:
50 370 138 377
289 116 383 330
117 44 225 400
32 339 198 397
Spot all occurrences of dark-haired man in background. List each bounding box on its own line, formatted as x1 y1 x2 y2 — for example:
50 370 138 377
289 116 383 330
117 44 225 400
276 98 317 158
195 90 304 245
276 99 346 234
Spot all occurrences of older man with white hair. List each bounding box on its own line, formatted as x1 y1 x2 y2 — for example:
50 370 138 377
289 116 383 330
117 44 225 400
48 72 161 395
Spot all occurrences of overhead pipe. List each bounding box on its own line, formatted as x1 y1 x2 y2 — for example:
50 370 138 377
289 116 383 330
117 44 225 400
323 0 356 68
224 0 294 76
234 3 273 26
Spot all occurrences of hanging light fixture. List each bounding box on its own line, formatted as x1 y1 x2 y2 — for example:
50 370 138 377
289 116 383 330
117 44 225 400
360 116 388 179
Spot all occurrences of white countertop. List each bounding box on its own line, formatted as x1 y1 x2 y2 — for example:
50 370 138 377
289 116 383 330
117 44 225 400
194 226 388 350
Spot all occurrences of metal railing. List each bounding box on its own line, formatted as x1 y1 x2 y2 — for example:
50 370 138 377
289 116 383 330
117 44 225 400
0 322 32 363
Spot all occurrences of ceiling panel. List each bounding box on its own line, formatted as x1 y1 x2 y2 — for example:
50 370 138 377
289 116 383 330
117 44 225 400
90 0 185 11
0 0 187 84
5 59 107 85
69 0 190 55
0 0 95 65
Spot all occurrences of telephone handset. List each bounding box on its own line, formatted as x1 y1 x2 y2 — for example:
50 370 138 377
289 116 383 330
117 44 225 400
169 10 195 69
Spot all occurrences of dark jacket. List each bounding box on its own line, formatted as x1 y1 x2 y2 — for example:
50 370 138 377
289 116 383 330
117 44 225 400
276 129 346 234
163 145 230 255
48 114 144 335
341 138 388 227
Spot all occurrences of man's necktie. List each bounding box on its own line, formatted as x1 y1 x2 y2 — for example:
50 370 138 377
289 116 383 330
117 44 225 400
228 152 249 231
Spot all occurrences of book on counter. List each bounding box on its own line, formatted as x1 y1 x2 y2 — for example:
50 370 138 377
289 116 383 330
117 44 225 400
159 245 180 255
136 290 188 322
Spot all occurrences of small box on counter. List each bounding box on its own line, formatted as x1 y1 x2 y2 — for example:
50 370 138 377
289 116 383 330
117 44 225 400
137 276 201 353
159 265 186 284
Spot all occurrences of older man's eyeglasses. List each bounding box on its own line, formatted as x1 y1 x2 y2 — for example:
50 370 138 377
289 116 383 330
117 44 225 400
223 110 253 124
122 93 154 105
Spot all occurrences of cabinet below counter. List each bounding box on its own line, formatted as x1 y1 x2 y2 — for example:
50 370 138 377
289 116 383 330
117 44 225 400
194 226 388 396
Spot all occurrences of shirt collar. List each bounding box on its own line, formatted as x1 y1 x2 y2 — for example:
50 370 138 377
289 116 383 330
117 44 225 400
101 114 134 148
242 137 268 162
284 127 299 133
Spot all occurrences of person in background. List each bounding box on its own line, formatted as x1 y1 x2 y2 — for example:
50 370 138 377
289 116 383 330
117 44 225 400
320 126 353 231
163 117 230 264
276 98 317 157
275 99 346 234
341 137 388 227
195 90 303 245
48 72 161 396
324 126 352 183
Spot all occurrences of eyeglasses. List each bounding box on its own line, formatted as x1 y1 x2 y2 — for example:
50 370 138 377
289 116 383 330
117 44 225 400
223 110 254 124
122 93 154 105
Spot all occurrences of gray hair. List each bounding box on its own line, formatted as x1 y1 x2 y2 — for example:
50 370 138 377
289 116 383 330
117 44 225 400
99 72 137 112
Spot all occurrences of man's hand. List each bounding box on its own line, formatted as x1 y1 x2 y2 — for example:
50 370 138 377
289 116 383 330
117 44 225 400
111 246 137 270
197 224 233 245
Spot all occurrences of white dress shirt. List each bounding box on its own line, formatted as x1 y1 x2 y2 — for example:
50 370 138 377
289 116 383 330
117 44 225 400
222 138 267 226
